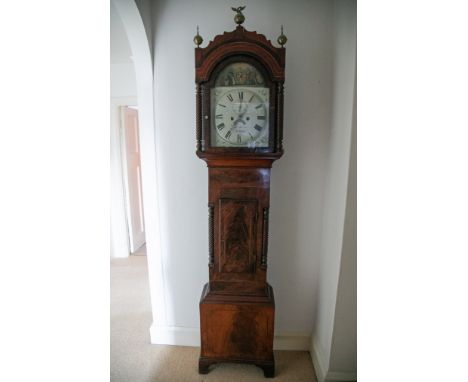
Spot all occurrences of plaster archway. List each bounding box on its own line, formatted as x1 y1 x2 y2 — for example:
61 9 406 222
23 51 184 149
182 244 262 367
111 0 168 328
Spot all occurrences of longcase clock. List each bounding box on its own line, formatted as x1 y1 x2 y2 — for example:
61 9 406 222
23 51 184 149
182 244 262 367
194 7 287 378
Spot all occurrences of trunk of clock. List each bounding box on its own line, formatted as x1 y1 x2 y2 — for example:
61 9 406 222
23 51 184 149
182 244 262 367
199 164 275 378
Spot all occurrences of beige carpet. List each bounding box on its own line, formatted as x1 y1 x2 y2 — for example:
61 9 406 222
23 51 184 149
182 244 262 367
111 255 317 381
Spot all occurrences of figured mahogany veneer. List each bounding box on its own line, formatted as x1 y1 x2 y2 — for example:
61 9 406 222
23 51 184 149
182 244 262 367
196 23 285 378
199 283 275 378
207 166 271 295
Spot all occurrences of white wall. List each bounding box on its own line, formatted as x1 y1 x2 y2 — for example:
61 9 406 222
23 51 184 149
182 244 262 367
329 100 356 374
311 1 356 380
110 2 137 98
149 0 335 345
134 0 153 63
110 63 137 98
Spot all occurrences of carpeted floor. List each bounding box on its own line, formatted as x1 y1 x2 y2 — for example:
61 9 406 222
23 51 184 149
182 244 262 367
110 255 317 381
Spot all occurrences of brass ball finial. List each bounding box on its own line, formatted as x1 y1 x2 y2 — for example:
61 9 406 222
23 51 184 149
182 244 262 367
231 6 246 25
193 25 203 47
277 25 287 46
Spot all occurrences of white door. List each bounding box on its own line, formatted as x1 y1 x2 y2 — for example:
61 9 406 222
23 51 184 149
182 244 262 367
121 106 146 253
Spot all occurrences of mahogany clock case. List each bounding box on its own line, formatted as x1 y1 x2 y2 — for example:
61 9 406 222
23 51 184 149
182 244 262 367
195 23 286 379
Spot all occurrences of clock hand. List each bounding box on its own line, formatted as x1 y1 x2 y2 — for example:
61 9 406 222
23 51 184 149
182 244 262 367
233 116 247 126
236 106 248 121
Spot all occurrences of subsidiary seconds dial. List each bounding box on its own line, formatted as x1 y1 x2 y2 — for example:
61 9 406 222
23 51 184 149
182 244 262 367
211 87 269 148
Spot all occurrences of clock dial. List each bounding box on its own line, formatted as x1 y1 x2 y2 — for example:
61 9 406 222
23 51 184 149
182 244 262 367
211 86 269 148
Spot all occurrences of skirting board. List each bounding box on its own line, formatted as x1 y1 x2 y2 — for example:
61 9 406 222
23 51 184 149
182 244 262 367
310 337 356 382
325 371 357 381
150 324 310 351
310 337 327 382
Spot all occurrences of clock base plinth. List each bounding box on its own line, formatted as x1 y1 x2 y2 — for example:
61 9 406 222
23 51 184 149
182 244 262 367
199 283 275 378
199 356 275 378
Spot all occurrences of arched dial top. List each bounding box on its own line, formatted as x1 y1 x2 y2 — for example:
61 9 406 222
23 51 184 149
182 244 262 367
195 27 285 83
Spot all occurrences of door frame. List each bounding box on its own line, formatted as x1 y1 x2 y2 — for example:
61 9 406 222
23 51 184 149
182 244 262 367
111 96 137 258
119 104 146 253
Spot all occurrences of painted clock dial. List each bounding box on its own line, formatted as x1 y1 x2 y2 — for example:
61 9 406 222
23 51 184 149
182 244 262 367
210 62 269 148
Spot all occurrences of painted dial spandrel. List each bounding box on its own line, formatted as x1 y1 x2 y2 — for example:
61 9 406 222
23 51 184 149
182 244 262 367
215 62 265 87
211 87 269 148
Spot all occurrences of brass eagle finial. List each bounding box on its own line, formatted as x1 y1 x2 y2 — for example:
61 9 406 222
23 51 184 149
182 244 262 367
231 6 245 13
231 6 246 25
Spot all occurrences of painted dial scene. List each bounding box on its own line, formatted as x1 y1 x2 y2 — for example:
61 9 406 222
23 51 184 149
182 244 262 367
210 62 269 148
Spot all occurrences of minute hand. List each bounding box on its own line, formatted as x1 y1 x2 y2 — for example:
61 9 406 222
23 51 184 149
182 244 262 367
238 105 248 119
233 117 246 126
